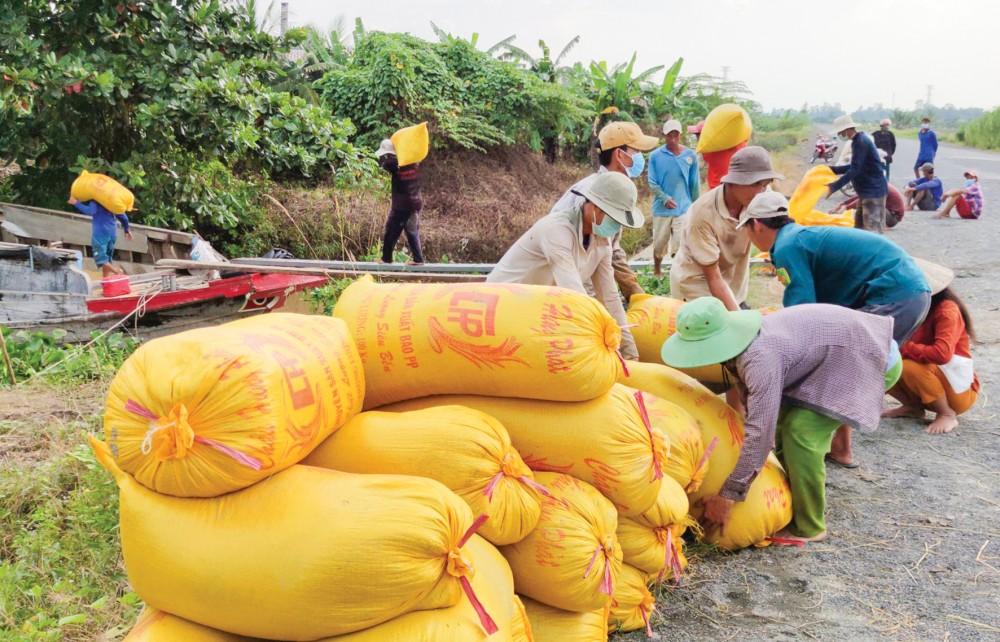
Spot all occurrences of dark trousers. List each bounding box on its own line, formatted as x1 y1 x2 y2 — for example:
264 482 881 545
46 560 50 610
382 207 424 263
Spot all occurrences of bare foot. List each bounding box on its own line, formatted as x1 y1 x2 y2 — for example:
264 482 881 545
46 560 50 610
771 528 829 544
926 413 958 434
882 405 925 419
931 214 948 220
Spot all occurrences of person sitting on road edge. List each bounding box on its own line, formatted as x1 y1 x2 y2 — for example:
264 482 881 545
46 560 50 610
661 297 900 544
935 169 983 219
548 120 660 301
885 259 979 434
648 119 700 275
826 115 889 233
487 172 645 360
67 196 133 278
375 139 425 265
905 163 943 211
738 191 930 468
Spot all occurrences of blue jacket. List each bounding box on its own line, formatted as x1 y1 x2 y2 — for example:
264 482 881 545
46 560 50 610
907 176 944 208
917 129 938 162
772 223 929 309
828 132 887 198
647 146 700 217
72 200 130 240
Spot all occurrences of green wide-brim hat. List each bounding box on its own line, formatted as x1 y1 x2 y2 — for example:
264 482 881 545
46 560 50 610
660 297 763 369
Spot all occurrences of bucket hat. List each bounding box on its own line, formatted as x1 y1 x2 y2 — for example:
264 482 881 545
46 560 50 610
720 146 784 185
375 139 396 157
579 172 645 228
832 115 858 134
660 297 762 368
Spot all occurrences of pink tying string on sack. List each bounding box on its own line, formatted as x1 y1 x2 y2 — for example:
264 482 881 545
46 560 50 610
641 604 653 637
766 536 806 547
124 399 262 471
616 351 630 377
455 513 498 635
695 436 719 478
459 513 489 547
632 391 663 481
519 475 552 498
483 472 504 502
583 545 614 596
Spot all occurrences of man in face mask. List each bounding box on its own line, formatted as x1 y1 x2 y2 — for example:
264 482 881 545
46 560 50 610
547 121 660 304
488 172 645 359
827 115 889 233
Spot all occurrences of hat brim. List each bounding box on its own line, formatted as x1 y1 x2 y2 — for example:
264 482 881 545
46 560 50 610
912 257 954 295
720 170 785 185
630 134 661 152
583 189 645 228
660 309 762 368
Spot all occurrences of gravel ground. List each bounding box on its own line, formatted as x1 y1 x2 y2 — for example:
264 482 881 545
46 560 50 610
618 136 1000 641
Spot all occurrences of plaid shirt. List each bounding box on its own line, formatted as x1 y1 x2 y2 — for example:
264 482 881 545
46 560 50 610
965 182 984 216
721 304 894 500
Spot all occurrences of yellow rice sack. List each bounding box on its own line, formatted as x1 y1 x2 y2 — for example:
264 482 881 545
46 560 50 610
124 609 250 642
511 595 534 642
302 406 544 545
386 385 667 517
70 169 135 213
695 103 752 154
607 564 655 636
391 121 430 166
631 387 708 493
626 294 725 384
500 473 622 613
616 362 740 501
789 166 855 227
616 475 690 580
334 277 623 409
522 598 608 642
91 437 493 641
103 313 364 498
697 454 793 550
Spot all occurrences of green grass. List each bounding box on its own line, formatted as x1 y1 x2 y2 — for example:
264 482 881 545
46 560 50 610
893 127 959 144
0 401 138 641
958 108 1000 150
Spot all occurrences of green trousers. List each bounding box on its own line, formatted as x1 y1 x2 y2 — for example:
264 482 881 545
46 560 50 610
775 358 902 537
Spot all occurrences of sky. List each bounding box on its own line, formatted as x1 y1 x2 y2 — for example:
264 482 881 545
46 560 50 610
272 0 999 112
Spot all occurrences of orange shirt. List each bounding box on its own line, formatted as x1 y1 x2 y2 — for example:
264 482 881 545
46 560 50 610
901 299 980 391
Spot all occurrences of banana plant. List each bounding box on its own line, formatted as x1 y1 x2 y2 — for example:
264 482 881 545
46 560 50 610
501 36 581 84
429 22 516 56
589 53 663 117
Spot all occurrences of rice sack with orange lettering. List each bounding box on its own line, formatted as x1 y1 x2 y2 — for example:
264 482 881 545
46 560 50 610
607 564 656 636
103 313 364 498
625 295 724 384
629 387 707 493
333 277 623 409
385 384 667 517
91 437 494 641
615 475 691 580
500 473 622 613
302 406 543 545
698 454 793 551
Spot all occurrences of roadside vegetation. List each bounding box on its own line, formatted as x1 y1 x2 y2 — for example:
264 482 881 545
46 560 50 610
959 107 1000 149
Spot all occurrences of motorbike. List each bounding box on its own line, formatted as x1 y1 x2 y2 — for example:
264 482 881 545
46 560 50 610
810 137 838 164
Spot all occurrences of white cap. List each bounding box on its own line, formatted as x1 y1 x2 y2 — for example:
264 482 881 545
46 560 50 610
736 191 790 229
375 139 396 158
662 119 682 135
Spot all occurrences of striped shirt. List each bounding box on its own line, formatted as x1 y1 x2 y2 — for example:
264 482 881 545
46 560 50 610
722 304 894 500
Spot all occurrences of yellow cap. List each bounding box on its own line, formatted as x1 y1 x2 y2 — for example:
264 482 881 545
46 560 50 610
597 121 660 152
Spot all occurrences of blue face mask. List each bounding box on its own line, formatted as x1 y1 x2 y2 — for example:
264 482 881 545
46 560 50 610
593 213 622 238
627 151 645 178
964 179 976 188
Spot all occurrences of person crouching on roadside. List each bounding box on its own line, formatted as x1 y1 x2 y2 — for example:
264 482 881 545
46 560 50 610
935 169 983 220
884 259 979 434
487 172 645 360
905 162 943 212
661 297 900 544
375 139 425 265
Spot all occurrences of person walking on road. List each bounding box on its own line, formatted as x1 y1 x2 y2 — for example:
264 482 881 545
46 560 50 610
915 117 938 178
548 121 660 300
648 119 700 275
661 297 900 544
826 115 889 233
935 169 983 219
376 139 425 265
905 163 944 211
488 172 644 360
738 190 931 467
872 118 897 180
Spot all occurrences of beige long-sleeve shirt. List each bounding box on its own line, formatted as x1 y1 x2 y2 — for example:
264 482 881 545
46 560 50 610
487 207 639 360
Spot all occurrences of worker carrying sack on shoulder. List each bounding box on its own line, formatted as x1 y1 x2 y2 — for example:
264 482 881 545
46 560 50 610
70 170 135 214
390 122 430 166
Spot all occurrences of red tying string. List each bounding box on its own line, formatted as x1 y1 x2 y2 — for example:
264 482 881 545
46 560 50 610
641 604 653 638
459 576 499 635
458 514 489 548
616 350 630 377
483 472 504 502
767 536 807 547
518 475 552 497
632 391 663 481
695 436 719 477
125 399 158 420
